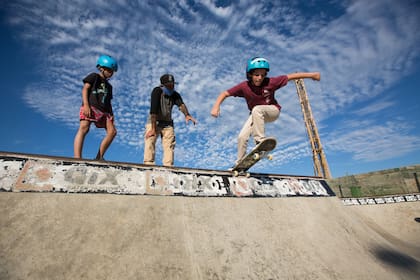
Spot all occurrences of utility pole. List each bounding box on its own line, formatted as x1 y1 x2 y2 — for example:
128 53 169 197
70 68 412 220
294 79 332 179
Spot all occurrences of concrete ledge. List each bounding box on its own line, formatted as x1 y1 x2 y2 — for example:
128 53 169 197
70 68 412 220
0 152 334 197
342 193 420 206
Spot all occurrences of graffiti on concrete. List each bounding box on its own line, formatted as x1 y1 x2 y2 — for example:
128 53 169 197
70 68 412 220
0 159 24 191
65 166 120 185
0 155 334 197
342 194 420 206
147 170 228 196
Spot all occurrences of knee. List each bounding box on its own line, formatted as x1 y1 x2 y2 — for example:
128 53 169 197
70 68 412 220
238 134 248 145
78 124 90 135
109 128 117 138
251 106 263 115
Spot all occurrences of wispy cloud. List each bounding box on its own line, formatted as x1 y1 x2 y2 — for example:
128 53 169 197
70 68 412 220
327 120 420 161
3 0 420 172
354 99 394 116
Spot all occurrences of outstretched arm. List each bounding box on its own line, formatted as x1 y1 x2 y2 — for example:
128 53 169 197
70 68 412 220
287 72 320 81
179 104 197 125
211 91 230 118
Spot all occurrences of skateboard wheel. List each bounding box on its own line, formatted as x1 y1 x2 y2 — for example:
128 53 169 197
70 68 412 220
267 154 273 160
246 172 251 178
253 153 260 160
233 171 239 177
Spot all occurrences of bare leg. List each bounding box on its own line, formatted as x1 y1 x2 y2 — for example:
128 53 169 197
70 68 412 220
96 119 117 160
74 120 91 158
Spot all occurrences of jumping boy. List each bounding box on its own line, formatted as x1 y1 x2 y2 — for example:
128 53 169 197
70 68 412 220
74 54 118 160
211 57 320 164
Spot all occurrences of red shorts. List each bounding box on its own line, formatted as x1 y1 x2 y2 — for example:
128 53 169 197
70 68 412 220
79 106 113 128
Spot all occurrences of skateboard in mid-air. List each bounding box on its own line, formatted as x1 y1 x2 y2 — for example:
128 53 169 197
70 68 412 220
231 137 277 177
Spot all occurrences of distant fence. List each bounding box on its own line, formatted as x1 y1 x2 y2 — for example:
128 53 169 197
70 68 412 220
327 165 420 198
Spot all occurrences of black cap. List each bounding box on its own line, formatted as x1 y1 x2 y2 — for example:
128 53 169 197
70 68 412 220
160 74 176 84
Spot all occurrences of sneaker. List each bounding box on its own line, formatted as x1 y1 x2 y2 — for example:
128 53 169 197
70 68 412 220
255 137 267 146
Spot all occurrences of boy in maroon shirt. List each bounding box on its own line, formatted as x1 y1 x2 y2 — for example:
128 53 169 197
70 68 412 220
211 57 320 163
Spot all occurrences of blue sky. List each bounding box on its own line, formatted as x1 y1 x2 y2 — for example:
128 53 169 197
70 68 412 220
1 0 419 178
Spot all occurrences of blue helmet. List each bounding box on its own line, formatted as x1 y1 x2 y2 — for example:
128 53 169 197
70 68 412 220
246 57 270 73
96 55 118 72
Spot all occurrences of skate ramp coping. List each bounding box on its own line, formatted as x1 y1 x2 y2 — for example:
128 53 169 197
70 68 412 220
0 151 334 197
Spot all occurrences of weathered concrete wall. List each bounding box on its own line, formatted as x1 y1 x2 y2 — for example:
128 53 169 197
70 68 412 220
1 193 419 280
327 165 420 198
0 152 334 197
1 152 419 279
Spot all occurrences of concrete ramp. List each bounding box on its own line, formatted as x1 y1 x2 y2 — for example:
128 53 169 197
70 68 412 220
0 152 419 279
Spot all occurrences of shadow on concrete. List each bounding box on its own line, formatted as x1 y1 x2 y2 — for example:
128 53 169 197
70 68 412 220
415 217 420 223
373 246 420 278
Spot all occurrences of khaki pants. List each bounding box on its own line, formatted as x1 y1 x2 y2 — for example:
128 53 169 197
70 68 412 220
144 124 176 166
237 105 280 161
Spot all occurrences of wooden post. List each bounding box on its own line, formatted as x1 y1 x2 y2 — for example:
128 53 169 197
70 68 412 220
294 79 332 179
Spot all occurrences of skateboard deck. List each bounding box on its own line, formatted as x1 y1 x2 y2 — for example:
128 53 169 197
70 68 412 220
232 137 277 176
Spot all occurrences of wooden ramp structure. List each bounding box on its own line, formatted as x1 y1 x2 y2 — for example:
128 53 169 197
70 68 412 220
294 78 332 179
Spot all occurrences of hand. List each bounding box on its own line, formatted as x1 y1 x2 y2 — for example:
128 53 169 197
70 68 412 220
312 72 321 81
186 115 197 125
83 105 92 118
211 106 220 118
145 129 156 139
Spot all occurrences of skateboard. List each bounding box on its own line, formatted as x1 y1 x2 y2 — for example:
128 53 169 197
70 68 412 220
232 137 277 177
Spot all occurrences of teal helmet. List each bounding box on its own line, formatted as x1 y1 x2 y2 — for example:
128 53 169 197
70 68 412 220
246 57 270 73
96 55 118 72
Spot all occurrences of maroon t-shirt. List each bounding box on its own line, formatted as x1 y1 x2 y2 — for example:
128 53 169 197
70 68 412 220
227 75 288 111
